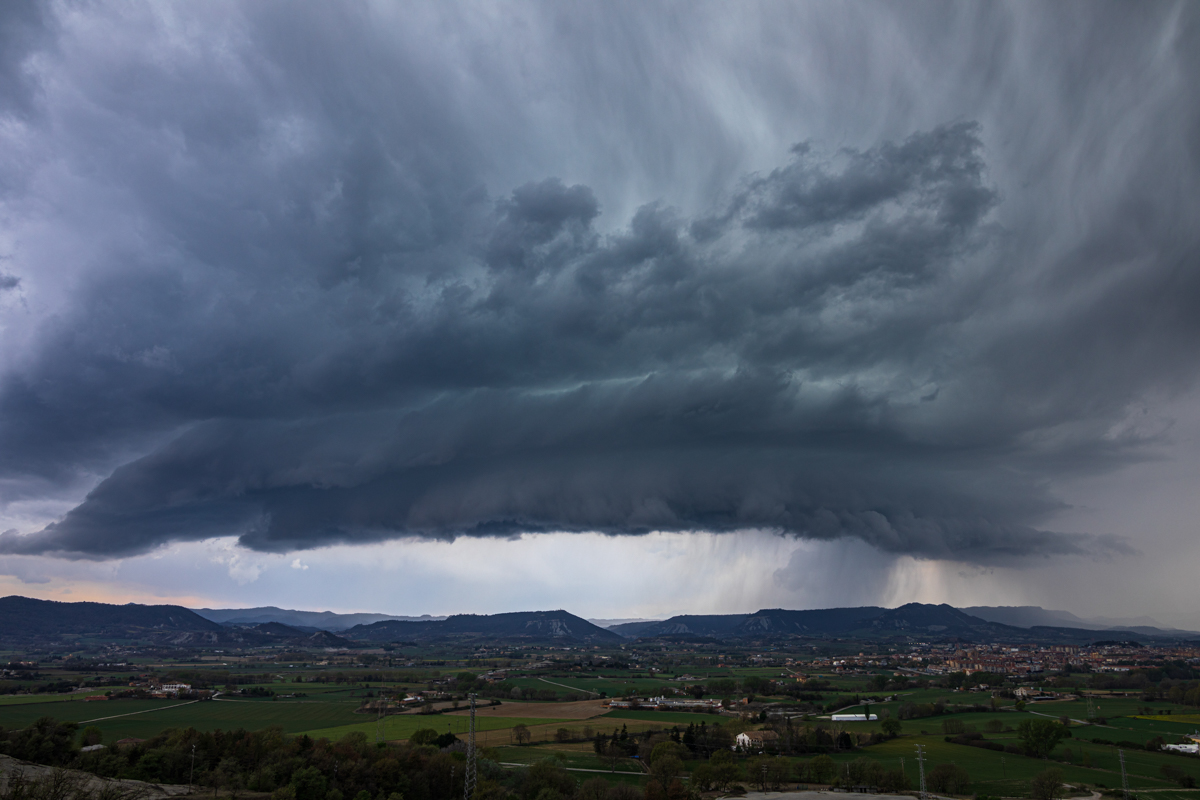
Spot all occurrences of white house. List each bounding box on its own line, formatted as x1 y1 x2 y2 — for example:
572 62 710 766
735 731 779 751
831 713 878 721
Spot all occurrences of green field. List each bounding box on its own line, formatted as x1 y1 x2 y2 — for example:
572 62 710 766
302 715 565 742
505 676 675 698
491 746 645 774
0 697 363 740
1072 716 1200 746
0 691 574 744
1029 696 1150 720
860 733 1200 797
0 693 87 707
1139 714 1200 725
601 710 727 725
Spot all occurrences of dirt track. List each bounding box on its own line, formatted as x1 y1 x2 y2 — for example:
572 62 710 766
445 699 609 720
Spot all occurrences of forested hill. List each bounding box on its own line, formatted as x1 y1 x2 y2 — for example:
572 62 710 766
0 595 223 638
345 609 624 643
609 603 1194 644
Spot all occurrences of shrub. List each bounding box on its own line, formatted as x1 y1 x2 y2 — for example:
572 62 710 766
1018 719 1068 758
927 764 971 795
1161 765 1196 789
1030 768 1064 800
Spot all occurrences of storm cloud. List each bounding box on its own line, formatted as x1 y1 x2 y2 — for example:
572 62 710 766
0 2 1196 565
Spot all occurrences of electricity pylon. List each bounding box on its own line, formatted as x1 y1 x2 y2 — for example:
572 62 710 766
916 744 927 800
465 693 477 800
1119 749 1131 800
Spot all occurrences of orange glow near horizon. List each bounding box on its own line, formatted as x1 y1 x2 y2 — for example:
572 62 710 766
0 576 223 609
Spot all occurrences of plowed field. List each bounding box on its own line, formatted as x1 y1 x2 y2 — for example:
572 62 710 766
446 699 609 719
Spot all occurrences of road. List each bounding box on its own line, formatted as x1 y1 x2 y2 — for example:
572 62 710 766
499 763 641 775
538 678 600 698
79 699 199 725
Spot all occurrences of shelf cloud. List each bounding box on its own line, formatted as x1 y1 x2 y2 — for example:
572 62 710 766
0 2 1195 569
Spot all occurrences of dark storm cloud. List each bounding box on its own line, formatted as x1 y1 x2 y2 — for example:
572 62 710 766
0 0 48 114
0 1 1196 563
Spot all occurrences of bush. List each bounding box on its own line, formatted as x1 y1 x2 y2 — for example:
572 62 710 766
947 734 1003 752
927 764 971 795
879 768 910 793
690 763 716 792
648 741 688 766
1030 768 1064 800
1161 765 1196 788
409 728 439 746
808 754 835 784
289 766 328 800
1018 719 1068 758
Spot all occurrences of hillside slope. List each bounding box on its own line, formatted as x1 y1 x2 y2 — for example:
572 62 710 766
0 595 222 639
345 609 623 643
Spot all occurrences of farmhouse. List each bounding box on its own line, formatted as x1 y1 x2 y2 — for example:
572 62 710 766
735 730 779 751
606 696 723 711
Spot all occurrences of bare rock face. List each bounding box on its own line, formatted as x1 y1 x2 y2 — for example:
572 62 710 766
0 753 193 800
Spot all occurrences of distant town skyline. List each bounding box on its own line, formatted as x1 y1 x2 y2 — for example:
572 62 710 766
0 2 1197 627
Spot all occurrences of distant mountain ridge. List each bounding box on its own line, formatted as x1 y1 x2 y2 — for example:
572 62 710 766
961 606 1196 637
587 618 662 628
0 596 1193 647
194 606 444 631
610 603 1200 643
344 609 623 643
0 595 222 640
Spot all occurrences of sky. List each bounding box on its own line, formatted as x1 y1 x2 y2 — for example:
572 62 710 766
0 1 1198 626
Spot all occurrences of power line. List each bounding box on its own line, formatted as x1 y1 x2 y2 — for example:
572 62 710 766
465 693 477 800
1119 748 1130 800
916 743 928 800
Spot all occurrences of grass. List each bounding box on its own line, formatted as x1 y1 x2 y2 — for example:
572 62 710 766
300 715 562 743
1031 697 1153 721
0 697 364 740
862 733 1196 795
504 676 677 699
0 694 90 707
601 710 728 725
1137 714 1200 725
1071 717 1200 747
491 745 644 774
0 699 197 731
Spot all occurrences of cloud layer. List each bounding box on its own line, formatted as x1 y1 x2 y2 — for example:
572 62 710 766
0 2 1197 566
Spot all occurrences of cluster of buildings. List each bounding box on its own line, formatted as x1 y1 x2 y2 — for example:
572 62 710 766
82 678 196 702
1163 734 1200 754
788 642 1200 677
606 695 724 711
124 677 195 697
939 642 1200 676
